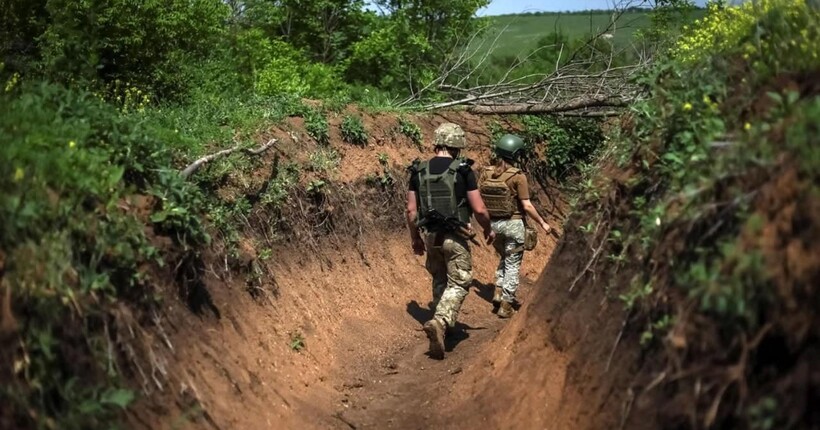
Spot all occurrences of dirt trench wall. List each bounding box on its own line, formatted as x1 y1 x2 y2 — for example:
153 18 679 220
442 224 650 430
127 109 565 429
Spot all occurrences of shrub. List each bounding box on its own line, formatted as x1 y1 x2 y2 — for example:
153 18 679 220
398 117 423 147
304 108 330 145
518 115 604 180
0 82 210 427
308 148 341 173
341 114 368 145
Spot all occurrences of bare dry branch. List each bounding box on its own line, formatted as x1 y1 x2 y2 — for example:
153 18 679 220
406 0 655 114
468 95 627 114
180 139 277 179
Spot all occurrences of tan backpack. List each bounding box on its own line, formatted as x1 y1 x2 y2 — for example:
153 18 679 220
479 167 521 218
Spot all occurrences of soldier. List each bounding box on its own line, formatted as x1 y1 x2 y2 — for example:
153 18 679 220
405 123 495 359
480 134 552 318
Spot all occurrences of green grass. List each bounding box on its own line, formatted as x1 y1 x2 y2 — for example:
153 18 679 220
474 10 704 58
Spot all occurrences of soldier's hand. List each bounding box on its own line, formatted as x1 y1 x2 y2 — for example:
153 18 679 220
484 229 496 245
412 237 426 255
540 221 552 235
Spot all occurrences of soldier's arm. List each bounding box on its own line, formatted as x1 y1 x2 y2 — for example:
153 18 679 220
406 190 421 241
520 199 551 233
466 190 493 237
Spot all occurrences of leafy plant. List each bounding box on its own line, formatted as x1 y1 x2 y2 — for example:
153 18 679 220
308 148 341 173
366 153 395 188
306 179 327 195
341 114 368 146
398 117 423 147
289 332 305 351
304 108 330 145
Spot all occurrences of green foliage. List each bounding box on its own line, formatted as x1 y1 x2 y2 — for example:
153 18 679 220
572 2 819 426
515 115 604 180
289 332 306 351
306 179 327 195
0 82 215 427
398 117 423 147
36 0 227 99
346 0 489 91
259 162 300 210
366 153 395 188
241 0 371 64
304 108 330 145
242 31 346 98
149 172 211 250
341 114 368 145
639 314 674 347
747 397 779 430
309 148 341 173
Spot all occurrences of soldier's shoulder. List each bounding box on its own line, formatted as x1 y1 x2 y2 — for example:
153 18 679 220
456 158 475 174
406 158 423 172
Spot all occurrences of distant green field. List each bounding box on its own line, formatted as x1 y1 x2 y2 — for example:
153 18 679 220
473 10 704 58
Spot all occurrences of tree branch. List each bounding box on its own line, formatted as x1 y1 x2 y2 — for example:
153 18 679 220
180 139 277 179
467 96 627 114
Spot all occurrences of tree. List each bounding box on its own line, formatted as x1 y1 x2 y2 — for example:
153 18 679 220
345 0 490 92
40 0 229 98
242 0 371 63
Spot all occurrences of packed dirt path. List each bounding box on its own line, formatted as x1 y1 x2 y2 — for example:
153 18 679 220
335 278 540 429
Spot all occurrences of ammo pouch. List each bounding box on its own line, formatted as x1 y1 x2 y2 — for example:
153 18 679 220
523 226 537 251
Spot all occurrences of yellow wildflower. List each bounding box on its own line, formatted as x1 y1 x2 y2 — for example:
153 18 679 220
68 140 76 148
13 167 24 182
683 102 693 111
744 122 751 131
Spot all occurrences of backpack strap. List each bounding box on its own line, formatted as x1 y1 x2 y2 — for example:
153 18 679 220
496 167 520 184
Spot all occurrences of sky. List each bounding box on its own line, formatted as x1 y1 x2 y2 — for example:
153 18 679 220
478 0 708 15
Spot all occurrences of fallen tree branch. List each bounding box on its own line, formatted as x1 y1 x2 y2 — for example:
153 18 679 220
468 96 628 115
180 139 277 179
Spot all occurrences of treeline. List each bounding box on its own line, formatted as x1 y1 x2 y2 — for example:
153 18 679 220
490 6 703 17
1 0 491 103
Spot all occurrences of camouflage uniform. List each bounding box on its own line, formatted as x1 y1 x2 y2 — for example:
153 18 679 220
424 231 472 328
491 218 525 303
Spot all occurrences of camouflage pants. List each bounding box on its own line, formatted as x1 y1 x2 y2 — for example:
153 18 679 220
491 219 525 303
424 231 472 328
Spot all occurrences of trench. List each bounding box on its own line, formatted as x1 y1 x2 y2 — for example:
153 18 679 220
127 111 630 430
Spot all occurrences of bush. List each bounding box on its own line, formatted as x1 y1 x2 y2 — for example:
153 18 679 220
37 0 229 100
398 117 423 147
341 115 368 145
0 82 211 427
571 1 820 427
304 108 330 145
518 115 604 180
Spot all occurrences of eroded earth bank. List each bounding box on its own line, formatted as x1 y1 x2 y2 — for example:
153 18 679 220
124 110 634 430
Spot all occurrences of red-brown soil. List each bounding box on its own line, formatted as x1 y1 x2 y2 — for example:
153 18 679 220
127 109 629 430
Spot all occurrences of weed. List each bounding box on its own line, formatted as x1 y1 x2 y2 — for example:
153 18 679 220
306 179 327 195
639 314 674 347
619 279 653 311
308 148 341 173
367 153 395 188
341 114 368 146
398 117 423 147
304 108 330 145
289 332 305 351
747 397 778 430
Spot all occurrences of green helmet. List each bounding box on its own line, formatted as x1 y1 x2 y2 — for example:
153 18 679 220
434 123 466 149
493 134 525 160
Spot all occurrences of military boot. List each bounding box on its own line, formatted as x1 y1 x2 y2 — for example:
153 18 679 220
497 301 514 319
492 286 502 304
423 318 446 359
